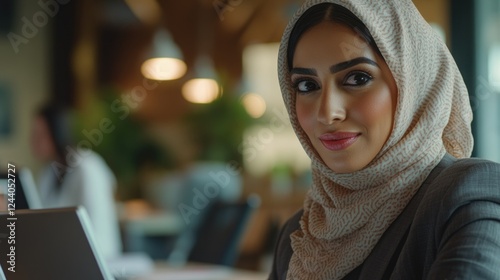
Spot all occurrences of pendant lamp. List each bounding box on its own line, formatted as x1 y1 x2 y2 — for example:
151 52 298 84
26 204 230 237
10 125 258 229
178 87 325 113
141 28 187 81
182 55 221 104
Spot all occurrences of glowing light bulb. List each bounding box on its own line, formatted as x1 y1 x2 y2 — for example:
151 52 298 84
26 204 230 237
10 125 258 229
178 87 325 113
241 93 266 118
182 78 221 104
141 58 187 81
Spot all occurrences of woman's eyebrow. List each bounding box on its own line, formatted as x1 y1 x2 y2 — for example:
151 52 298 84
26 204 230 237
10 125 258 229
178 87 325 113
291 57 379 76
290 68 317 76
330 57 379 73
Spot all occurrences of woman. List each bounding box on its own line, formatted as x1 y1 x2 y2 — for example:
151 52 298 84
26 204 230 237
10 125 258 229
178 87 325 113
31 104 122 259
270 0 500 279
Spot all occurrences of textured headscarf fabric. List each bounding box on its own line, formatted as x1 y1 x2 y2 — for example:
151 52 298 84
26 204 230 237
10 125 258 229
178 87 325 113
277 0 474 279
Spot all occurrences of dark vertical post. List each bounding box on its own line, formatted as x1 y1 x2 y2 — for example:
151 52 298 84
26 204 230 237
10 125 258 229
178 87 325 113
51 0 78 107
450 0 477 156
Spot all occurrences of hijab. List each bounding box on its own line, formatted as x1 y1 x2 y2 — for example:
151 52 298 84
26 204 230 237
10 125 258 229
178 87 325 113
277 0 474 279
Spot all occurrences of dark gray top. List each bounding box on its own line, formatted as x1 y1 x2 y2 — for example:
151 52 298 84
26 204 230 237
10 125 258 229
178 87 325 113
269 154 500 279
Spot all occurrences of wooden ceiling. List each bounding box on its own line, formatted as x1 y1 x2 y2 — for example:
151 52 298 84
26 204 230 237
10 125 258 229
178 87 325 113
95 0 301 122
97 0 299 73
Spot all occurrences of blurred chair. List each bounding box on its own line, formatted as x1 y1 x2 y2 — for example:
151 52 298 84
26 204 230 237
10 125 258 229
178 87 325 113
168 194 261 267
188 194 261 266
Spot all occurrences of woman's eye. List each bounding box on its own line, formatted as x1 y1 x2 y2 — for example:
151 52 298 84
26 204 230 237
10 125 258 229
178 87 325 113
294 80 319 93
344 72 373 86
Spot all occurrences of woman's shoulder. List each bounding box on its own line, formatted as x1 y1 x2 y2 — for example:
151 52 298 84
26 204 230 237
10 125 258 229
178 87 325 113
447 156 500 178
420 154 500 219
430 155 500 198
77 150 115 176
393 156 500 279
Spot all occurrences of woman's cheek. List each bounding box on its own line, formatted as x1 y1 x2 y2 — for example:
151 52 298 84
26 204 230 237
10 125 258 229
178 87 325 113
356 88 393 125
296 101 315 134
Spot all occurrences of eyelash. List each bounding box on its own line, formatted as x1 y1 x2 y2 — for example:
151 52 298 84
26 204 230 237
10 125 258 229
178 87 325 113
292 78 318 94
343 70 373 86
292 71 374 95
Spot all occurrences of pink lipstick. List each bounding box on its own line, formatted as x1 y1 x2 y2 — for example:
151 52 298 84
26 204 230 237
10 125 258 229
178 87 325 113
319 132 360 151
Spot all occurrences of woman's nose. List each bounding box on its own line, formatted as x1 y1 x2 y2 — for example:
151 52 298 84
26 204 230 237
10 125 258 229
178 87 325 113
317 85 346 125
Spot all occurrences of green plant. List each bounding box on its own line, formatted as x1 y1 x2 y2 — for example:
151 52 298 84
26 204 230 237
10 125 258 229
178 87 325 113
73 88 174 199
185 91 254 164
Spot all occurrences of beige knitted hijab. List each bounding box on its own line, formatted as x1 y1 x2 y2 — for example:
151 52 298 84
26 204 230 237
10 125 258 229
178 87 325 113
278 0 473 279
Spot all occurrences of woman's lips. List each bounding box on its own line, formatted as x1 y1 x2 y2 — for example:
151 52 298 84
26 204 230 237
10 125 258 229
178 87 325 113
319 132 360 151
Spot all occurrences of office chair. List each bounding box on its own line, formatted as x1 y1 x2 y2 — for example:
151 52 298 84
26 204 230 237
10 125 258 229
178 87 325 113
183 194 261 267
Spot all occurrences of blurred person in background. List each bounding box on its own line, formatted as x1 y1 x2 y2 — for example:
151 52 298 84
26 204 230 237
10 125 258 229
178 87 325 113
30 104 122 259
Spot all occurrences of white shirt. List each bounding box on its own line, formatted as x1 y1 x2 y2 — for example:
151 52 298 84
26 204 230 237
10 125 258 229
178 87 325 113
38 149 122 259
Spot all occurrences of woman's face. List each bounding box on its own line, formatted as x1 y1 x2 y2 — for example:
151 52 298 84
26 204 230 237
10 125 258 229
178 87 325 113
31 116 57 162
292 21 397 173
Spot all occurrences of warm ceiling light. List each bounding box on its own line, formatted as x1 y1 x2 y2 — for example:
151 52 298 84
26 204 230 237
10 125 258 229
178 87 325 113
141 57 187 81
141 29 186 81
241 93 266 118
182 55 221 103
182 78 221 104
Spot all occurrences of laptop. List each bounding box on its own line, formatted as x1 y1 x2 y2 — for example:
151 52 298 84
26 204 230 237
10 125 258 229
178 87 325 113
0 207 114 280
0 168 42 210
